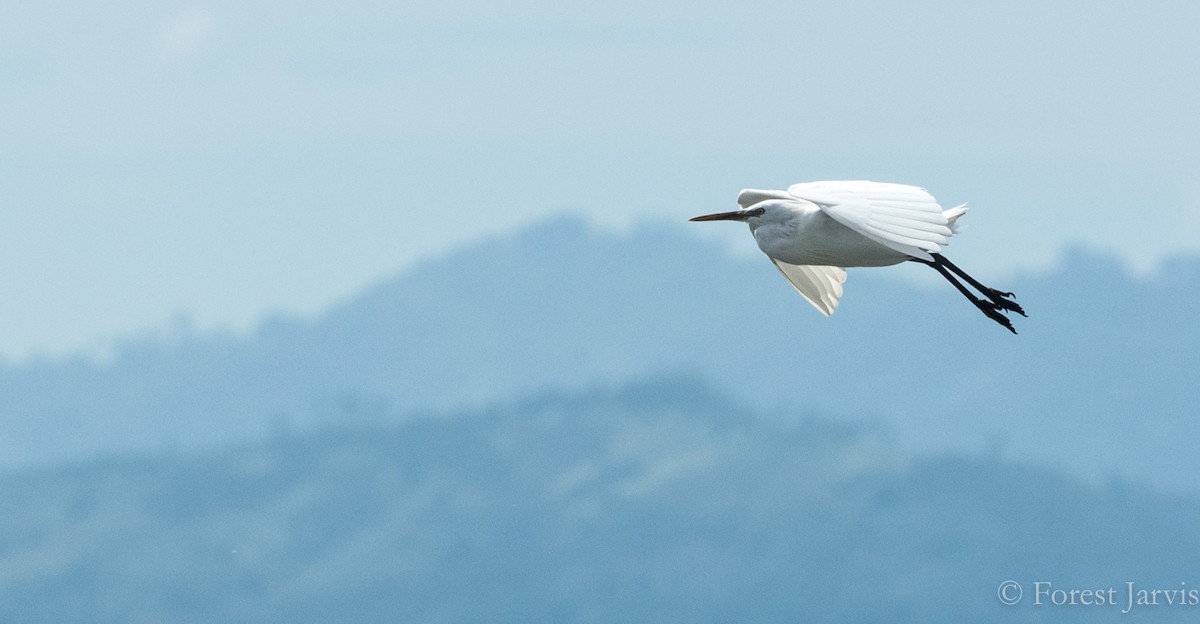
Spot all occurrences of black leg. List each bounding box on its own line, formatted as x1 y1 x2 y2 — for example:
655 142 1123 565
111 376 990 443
913 257 1018 334
931 253 1026 317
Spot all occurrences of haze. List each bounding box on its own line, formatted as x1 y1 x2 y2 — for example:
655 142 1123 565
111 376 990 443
3 0 1199 359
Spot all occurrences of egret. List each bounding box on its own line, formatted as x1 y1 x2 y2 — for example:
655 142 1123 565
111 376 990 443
690 180 1025 333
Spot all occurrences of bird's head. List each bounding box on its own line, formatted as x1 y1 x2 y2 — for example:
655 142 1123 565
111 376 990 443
690 189 797 225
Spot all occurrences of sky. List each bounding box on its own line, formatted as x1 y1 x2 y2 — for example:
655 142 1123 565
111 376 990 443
3 0 1199 360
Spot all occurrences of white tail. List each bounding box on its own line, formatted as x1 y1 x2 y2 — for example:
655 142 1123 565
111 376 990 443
944 203 968 234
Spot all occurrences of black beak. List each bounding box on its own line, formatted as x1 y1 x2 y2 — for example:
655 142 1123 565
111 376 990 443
688 210 749 222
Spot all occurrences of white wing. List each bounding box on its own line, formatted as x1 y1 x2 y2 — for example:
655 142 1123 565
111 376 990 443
786 180 952 261
769 260 846 316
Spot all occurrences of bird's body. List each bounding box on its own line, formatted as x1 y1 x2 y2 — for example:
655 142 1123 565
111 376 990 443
746 197 918 267
690 180 1025 333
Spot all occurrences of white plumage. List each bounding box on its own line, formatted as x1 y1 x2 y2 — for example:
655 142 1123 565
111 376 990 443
690 180 1024 332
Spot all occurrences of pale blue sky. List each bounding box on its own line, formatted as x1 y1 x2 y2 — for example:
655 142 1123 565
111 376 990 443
3 0 1199 359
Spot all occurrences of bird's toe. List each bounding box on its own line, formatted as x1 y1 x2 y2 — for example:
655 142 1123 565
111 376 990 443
979 303 1017 333
998 300 1027 317
985 289 1026 317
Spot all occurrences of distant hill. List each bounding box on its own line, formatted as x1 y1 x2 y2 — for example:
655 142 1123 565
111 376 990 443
1 380 1197 623
2 216 1197 490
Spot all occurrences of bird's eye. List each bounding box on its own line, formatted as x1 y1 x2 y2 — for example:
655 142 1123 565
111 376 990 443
753 208 766 216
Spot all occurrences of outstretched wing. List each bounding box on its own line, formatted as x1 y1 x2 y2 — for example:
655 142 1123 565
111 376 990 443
769 259 847 316
787 180 953 261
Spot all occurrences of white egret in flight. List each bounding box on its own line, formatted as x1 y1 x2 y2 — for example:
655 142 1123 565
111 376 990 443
690 180 1025 333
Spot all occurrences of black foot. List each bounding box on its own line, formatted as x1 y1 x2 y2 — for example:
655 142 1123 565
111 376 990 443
979 303 1018 334
986 289 1026 317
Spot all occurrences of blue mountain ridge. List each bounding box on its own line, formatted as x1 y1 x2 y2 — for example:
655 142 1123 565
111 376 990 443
3 378 1198 623
2 215 1196 490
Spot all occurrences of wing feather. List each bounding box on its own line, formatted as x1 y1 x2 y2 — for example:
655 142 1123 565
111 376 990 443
786 180 953 261
870 214 952 233
769 260 847 316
